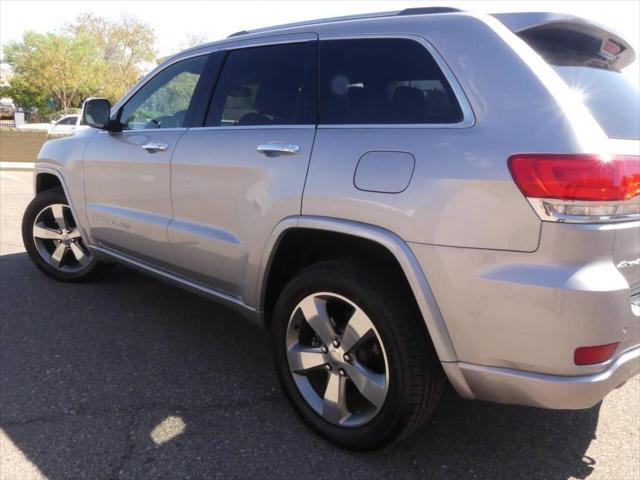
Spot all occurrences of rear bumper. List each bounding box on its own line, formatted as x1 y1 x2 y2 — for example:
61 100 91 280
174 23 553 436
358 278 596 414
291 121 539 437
443 346 640 409
411 220 640 377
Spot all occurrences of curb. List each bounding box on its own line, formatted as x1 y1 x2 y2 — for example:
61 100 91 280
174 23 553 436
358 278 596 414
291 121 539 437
0 162 35 171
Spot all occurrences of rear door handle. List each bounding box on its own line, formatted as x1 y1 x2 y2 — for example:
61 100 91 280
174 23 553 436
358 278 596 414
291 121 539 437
142 143 169 153
257 143 300 156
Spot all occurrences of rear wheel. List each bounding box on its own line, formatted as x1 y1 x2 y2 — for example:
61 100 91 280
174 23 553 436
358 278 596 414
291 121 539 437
22 188 103 281
272 260 444 450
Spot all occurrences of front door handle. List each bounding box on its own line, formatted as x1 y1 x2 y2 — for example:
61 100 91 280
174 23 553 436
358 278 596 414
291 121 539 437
257 143 300 157
142 143 169 153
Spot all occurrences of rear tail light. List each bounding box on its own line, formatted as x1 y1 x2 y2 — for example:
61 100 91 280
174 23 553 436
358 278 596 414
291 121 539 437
574 342 619 365
508 154 640 223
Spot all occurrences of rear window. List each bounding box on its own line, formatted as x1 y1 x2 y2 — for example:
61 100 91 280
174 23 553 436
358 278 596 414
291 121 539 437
319 39 463 125
554 66 639 140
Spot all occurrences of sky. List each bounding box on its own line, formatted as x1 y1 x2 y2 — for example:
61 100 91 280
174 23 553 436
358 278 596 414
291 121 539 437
1 0 639 80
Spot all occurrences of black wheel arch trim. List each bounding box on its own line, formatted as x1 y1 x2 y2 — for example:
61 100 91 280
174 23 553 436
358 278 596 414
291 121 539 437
256 215 459 364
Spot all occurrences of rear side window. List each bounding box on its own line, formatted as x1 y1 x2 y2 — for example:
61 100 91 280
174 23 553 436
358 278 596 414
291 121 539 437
206 42 316 126
319 38 463 125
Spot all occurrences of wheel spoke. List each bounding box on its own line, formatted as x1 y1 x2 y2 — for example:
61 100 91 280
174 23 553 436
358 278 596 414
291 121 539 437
343 362 387 409
33 224 62 240
341 307 375 353
298 296 335 346
69 242 90 266
50 204 68 231
287 344 327 374
322 371 349 424
67 228 82 239
50 244 66 267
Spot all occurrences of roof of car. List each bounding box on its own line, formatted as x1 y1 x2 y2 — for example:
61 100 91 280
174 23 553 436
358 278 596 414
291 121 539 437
149 8 634 93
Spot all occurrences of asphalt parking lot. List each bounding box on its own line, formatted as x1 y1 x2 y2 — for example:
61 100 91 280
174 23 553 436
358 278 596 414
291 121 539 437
1 170 639 480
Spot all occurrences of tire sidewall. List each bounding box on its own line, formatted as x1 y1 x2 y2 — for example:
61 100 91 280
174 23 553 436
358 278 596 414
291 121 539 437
272 264 418 450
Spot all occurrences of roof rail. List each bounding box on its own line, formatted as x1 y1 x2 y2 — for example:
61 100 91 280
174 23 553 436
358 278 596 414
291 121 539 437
228 30 249 38
398 7 462 15
226 7 462 38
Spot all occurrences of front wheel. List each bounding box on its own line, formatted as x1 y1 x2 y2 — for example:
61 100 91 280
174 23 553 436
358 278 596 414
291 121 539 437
272 260 444 450
22 188 104 281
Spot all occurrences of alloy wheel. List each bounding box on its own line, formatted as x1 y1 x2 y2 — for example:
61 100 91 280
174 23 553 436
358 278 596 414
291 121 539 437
32 203 92 272
285 292 389 427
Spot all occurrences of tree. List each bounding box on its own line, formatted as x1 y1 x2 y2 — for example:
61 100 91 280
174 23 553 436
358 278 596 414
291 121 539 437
1 14 156 116
70 14 156 102
180 33 209 51
3 31 105 114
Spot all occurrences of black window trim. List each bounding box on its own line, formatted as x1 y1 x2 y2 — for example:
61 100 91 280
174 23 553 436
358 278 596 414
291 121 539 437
189 51 226 128
316 33 475 129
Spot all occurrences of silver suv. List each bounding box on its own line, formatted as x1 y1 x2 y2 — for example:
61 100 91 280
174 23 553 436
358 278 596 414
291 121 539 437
21 8 640 450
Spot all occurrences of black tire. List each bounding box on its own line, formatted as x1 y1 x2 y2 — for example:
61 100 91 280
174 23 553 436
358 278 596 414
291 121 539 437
272 259 444 450
22 188 104 282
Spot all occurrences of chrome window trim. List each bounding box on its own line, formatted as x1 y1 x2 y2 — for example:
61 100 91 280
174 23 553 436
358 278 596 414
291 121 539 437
316 33 475 129
189 125 316 131
124 33 475 131
98 127 189 134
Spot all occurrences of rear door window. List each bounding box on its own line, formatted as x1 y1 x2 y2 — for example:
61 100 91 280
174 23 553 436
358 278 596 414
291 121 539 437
206 42 316 126
319 38 463 125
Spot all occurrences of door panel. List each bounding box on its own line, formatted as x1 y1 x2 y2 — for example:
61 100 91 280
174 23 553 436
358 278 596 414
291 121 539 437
168 37 318 301
83 54 209 264
169 127 315 297
84 130 183 264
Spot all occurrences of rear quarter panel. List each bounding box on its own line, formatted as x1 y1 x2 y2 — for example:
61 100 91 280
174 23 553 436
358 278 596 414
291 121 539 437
302 13 610 252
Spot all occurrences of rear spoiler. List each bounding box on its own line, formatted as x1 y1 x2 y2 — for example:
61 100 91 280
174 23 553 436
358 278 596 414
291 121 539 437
493 12 636 70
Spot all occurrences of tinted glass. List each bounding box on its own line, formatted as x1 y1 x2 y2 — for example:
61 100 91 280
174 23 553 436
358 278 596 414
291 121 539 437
206 42 315 126
554 66 639 140
120 55 207 130
319 39 462 125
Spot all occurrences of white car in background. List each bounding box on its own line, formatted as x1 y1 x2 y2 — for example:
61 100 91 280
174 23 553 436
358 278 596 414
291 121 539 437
18 114 87 134
49 114 88 133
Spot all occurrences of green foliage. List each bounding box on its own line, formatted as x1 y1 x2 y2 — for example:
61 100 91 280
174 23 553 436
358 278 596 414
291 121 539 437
70 14 156 103
3 31 104 114
2 15 156 113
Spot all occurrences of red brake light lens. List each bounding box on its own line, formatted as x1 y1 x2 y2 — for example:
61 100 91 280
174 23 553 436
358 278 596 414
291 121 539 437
574 342 619 365
603 40 622 56
508 154 640 201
